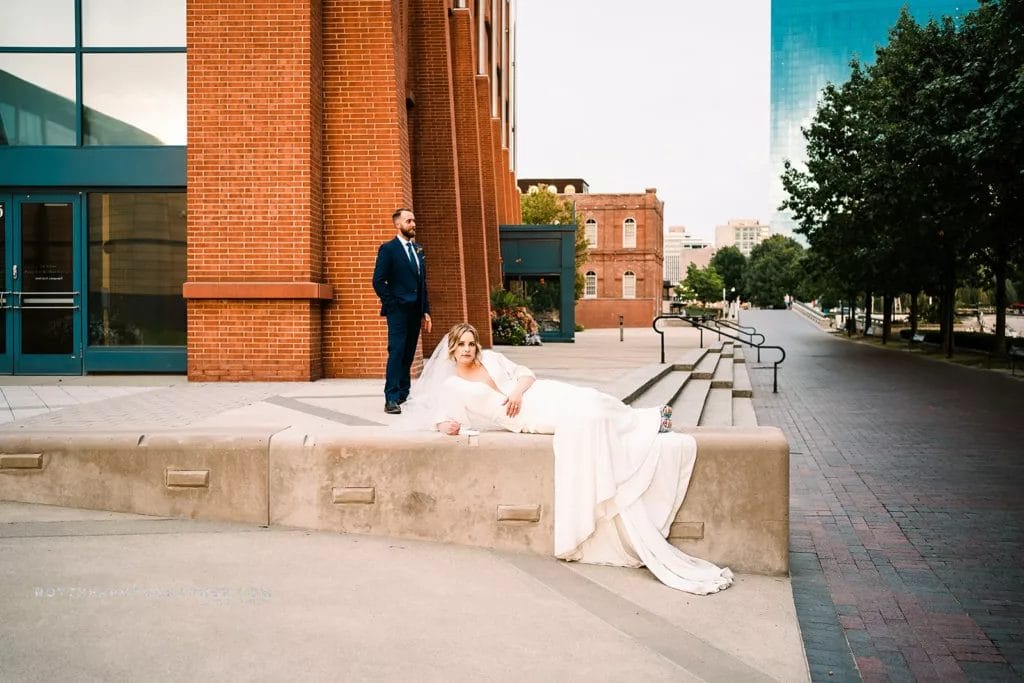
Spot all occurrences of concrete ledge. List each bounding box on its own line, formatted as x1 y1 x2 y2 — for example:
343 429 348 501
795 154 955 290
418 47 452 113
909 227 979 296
270 426 789 575
0 425 788 575
269 429 555 555
0 430 271 524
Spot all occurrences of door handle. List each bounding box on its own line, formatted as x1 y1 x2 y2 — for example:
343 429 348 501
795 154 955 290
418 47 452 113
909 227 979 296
11 265 17 280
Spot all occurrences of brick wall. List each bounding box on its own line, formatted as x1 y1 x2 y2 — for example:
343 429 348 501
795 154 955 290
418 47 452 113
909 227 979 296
572 189 664 329
186 0 515 379
186 0 324 380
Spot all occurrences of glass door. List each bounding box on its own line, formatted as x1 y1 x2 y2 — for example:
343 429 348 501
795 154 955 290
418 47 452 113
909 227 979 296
0 196 10 373
3 195 83 375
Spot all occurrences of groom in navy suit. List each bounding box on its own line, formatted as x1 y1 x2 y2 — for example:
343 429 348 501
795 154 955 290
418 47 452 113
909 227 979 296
372 208 432 414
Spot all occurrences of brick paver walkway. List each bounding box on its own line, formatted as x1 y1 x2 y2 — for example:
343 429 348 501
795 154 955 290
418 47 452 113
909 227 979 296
744 310 1024 682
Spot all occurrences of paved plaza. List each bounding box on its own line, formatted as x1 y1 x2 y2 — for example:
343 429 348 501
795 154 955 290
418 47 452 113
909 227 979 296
2 316 1022 681
746 310 1024 682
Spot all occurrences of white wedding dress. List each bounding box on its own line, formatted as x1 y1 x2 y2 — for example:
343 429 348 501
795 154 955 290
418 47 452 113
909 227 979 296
401 345 733 595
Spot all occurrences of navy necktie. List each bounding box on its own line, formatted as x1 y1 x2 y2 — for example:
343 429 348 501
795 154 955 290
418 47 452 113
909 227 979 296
406 242 419 272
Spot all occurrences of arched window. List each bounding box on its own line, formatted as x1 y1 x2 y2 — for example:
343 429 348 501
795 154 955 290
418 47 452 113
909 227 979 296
623 218 637 249
564 184 576 195
585 271 597 298
527 185 539 194
584 218 597 247
622 271 636 299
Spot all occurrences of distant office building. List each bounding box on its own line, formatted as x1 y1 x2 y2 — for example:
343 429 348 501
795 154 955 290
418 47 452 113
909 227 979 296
770 0 965 235
715 219 770 258
664 225 712 284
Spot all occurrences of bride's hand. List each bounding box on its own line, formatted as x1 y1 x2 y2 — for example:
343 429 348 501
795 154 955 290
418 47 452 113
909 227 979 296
503 390 524 417
437 420 461 436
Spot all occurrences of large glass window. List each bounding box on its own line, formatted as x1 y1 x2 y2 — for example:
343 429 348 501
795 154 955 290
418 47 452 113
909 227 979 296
0 0 75 47
83 0 186 47
584 271 597 299
623 218 637 249
84 53 186 145
0 54 76 145
87 193 186 346
622 271 636 299
0 0 186 147
585 218 597 247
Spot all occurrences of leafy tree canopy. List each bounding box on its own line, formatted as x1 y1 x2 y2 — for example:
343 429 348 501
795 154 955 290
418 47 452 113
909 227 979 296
682 263 725 307
520 188 588 301
709 246 747 301
745 235 805 308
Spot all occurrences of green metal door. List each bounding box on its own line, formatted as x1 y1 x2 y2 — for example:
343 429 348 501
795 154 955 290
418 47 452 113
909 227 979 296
0 194 84 375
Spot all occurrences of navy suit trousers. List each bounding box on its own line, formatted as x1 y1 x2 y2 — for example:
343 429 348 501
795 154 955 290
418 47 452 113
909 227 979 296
384 303 422 404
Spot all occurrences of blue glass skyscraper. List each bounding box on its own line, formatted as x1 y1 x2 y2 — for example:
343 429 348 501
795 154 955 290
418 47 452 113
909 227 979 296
770 0 966 235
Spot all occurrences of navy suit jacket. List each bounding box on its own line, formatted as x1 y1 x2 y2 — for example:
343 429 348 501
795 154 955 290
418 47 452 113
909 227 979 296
372 237 430 317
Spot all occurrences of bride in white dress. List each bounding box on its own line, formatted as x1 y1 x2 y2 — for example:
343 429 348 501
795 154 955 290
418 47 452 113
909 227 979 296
397 323 733 595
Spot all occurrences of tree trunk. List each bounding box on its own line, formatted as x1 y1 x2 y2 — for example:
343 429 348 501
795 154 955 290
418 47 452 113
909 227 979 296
942 280 956 358
863 289 873 337
882 294 893 344
847 291 856 336
994 250 1007 354
909 291 919 338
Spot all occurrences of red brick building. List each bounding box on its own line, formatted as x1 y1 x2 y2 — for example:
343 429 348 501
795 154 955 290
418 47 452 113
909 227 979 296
184 0 519 380
574 189 665 329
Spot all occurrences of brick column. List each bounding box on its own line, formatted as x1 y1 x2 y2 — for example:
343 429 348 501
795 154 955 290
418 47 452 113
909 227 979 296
185 0 328 381
450 8 492 347
475 75 503 293
490 118 508 226
409 0 468 352
321 0 412 378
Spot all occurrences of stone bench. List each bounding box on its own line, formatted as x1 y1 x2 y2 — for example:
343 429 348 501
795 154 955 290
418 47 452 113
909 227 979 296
1 425 789 575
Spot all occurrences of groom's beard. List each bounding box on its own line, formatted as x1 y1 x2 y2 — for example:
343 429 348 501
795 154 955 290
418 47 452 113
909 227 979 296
400 226 416 240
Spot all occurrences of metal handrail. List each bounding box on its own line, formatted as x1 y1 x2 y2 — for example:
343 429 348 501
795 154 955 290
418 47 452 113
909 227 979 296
711 318 766 354
652 314 787 393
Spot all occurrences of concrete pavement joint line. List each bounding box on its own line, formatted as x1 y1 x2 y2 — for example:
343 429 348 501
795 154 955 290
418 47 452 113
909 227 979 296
500 551 776 682
284 394 381 400
0 519 270 538
263 395 385 426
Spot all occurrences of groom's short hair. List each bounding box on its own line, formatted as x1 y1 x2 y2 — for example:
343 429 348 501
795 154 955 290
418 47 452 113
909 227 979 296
392 208 414 224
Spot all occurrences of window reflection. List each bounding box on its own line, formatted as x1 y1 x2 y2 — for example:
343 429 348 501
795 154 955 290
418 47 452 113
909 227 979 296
83 0 186 47
0 0 75 47
88 193 186 347
83 54 186 145
0 55 76 146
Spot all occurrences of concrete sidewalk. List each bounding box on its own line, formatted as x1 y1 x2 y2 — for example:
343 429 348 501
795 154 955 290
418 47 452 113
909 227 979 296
0 326 809 681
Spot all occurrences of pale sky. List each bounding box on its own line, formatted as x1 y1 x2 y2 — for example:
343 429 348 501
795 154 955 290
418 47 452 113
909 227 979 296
515 0 771 243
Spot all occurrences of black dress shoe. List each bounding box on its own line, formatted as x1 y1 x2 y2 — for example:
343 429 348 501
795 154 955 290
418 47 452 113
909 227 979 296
384 401 402 414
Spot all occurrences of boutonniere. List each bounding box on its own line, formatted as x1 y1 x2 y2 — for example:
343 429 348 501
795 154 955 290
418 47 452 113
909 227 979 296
415 246 425 259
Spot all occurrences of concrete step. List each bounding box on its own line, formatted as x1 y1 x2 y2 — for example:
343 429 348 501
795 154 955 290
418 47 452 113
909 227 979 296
692 351 720 380
720 341 734 359
672 347 708 371
670 379 712 427
733 346 745 364
732 397 758 427
607 363 675 405
732 361 753 398
711 356 734 389
630 370 691 410
698 388 733 427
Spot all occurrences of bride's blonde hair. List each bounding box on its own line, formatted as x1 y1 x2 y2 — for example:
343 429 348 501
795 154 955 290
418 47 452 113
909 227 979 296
446 322 481 362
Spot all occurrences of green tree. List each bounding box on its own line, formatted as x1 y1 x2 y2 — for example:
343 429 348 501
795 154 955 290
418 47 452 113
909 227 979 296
745 235 805 308
709 246 747 301
520 188 588 301
683 263 725 308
